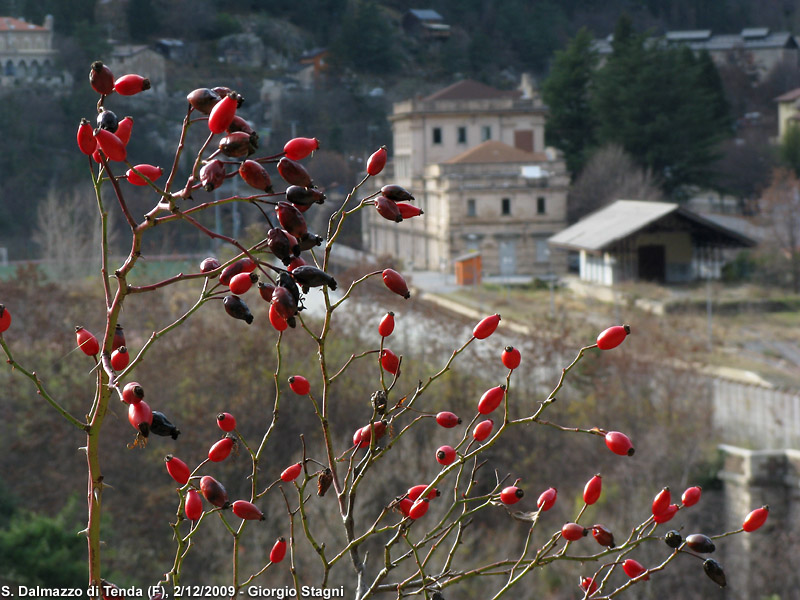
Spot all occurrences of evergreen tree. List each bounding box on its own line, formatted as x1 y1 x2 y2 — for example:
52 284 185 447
330 0 399 76
541 27 598 177
592 16 732 196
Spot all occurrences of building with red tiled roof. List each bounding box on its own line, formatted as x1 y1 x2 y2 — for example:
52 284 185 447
0 15 67 87
363 77 568 278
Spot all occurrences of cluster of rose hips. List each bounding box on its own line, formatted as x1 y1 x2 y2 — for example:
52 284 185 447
162 411 288 565
4 61 757 597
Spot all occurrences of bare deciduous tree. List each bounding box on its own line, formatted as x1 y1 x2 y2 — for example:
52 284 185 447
567 143 663 222
760 167 800 292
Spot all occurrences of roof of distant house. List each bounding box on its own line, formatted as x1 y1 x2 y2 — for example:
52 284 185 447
549 200 755 251
445 140 548 164
594 27 798 55
0 16 47 31
423 79 522 101
407 9 444 22
775 87 800 102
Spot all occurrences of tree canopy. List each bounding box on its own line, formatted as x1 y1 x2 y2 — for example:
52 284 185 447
543 16 732 198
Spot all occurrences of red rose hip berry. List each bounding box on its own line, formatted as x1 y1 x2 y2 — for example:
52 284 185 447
126 164 163 186
472 419 494 442
605 431 635 456
281 463 303 482
0 305 11 333
596 324 631 350
435 412 461 428
114 74 150 96
743 505 769 532
367 146 388 176
500 486 524 505
216 412 237 432
75 326 100 356
583 474 602 505
77 119 96 155
436 445 456 466
537 487 557 511
128 400 153 437
184 489 203 521
208 92 240 134
652 487 671 517
165 455 191 486
382 269 410 299
110 346 130 371
208 437 235 462
284 137 319 160
270 537 287 563
232 500 264 521
681 486 702 507
561 522 588 541
380 349 400 375
288 375 310 395
473 314 500 339
501 346 521 370
379 312 395 337
477 385 505 415
121 382 144 405
622 559 649 580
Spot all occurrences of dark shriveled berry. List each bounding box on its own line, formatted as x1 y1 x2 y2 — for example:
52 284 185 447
97 110 119 133
381 184 414 202
239 160 273 192
187 88 221 114
89 61 114 95
286 185 326 206
223 295 254 324
686 533 715 553
150 411 181 439
200 475 230 508
290 266 338 293
277 157 313 187
200 159 226 192
703 559 727 587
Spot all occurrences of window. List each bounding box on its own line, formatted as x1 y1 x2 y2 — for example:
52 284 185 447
536 239 550 263
501 198 511 215
457 126 467 144
432 127 442 144
481 126 491 141
537 196 546 214
466 198 476 217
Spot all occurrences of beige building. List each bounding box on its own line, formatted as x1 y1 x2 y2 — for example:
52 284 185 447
0 15 68 87
365 78 568 277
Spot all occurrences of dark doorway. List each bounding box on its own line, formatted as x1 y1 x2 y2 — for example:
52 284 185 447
638 245 666 282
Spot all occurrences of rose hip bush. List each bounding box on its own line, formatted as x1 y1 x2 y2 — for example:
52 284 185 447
0 62 769 599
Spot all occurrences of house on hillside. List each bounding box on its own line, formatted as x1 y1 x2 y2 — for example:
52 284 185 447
0 15 69 87
548 200 756 285
775 87 800 141
402 9 450 40
363 77 568 277
594 28 799 80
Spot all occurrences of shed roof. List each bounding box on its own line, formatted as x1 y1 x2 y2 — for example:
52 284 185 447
775 87 800 102
548 200 756 251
